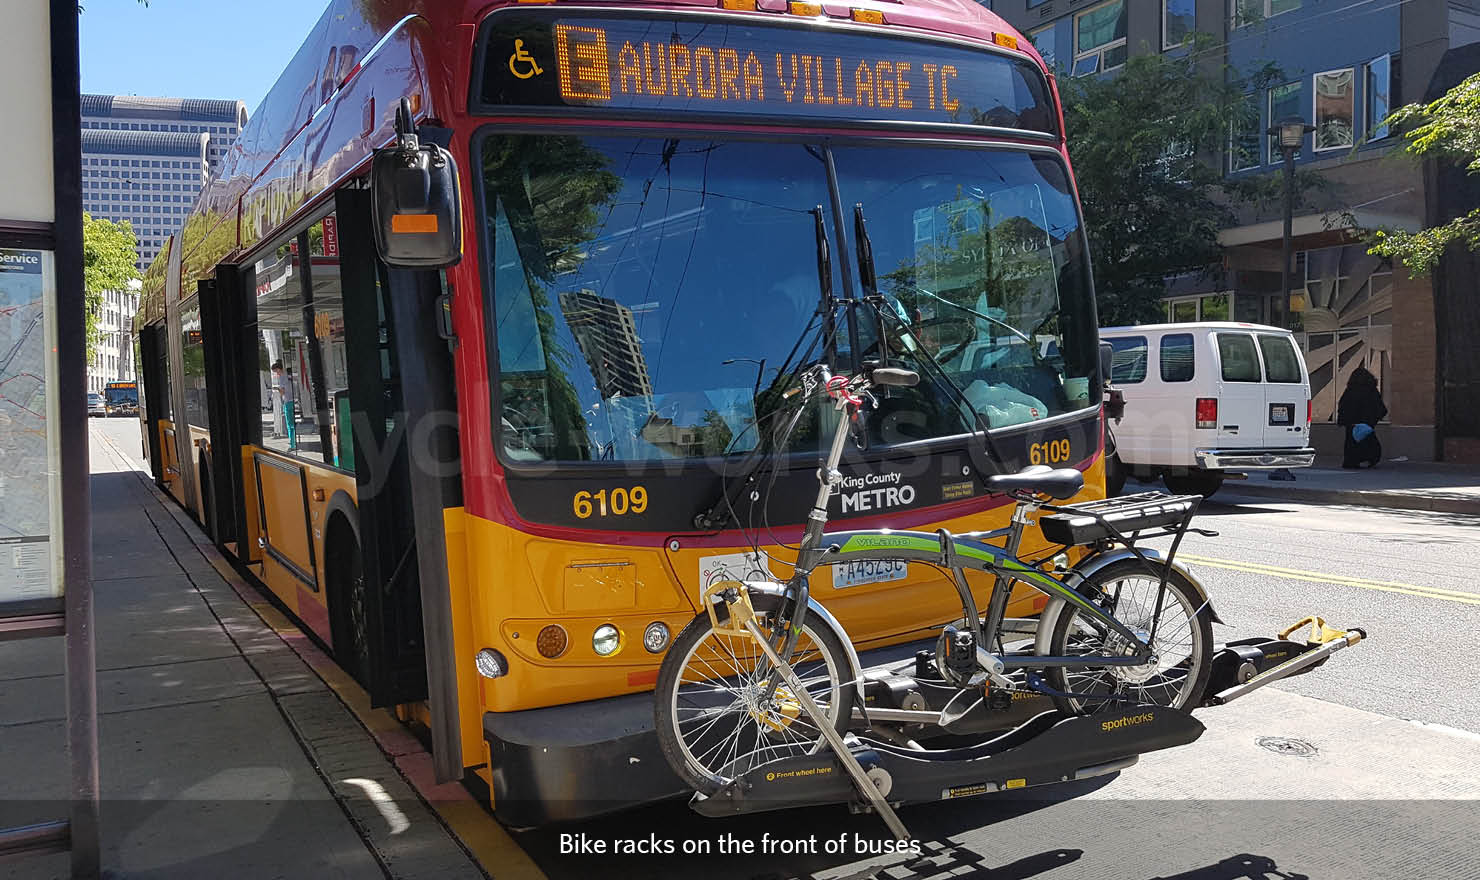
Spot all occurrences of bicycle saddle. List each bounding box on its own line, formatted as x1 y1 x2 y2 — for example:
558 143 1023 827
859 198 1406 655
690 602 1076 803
984 465 1084 500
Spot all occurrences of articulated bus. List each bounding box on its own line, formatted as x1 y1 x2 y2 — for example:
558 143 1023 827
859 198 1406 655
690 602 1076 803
134 0 1107 824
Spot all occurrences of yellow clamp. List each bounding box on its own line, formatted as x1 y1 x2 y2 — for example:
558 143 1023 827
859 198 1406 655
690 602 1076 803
702 579 761 638
1278 615 1348 646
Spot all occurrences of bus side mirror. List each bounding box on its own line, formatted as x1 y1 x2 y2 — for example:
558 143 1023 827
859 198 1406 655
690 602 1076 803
371 98 462 269
1098 340 1114 385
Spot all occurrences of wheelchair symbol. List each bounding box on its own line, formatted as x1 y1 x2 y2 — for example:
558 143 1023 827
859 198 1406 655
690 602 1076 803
508 40 544 80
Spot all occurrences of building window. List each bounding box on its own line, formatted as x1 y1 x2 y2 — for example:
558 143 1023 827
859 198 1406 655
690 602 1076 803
1233 0 1299 26
1074 0 1127 76
1030 24 1059 72
1229 95 1262 171
1365 54 1394 140
1164 0 1196 48
1313 68 1355 151
1268 81 1303 160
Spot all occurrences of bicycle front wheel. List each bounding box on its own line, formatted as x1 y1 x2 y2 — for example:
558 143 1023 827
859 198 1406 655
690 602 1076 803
1046 558 1213 713
654 595 855 795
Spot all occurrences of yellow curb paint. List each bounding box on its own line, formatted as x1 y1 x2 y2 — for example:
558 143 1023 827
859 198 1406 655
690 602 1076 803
435 799 547 880
1181 553 1480 606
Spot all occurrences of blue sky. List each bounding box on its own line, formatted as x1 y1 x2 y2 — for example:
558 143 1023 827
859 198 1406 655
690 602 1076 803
80 0 327 114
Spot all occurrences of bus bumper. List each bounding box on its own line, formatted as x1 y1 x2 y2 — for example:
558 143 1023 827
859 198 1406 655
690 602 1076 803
483 692 685 827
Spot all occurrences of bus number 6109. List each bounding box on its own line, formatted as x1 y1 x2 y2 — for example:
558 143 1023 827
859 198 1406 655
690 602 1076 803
573 487 648 519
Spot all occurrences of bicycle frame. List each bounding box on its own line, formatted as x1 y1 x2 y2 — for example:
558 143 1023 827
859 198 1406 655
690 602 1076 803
770 378 1156 682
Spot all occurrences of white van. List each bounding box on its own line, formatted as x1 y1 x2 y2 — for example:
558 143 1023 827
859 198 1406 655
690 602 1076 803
1100 322 1315 498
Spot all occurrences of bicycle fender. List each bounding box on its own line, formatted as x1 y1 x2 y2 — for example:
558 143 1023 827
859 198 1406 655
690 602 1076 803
1033 548 1224 657
739 581 862 686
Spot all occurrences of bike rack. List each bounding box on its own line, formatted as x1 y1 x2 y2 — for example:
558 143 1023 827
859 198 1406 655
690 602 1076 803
688 612 1366 841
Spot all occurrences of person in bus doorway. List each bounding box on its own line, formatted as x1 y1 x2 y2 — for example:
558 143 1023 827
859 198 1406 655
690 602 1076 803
271 361 298 451
1338 366 1387 469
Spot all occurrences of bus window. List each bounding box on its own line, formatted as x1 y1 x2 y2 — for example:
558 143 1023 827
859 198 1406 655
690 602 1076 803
308 214 350 469
253 239 312 458
180 299 209 430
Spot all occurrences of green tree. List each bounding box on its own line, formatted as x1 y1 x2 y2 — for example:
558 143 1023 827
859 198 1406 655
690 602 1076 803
1365 72 1480 276
1060 43 1313 324
82 213 139 362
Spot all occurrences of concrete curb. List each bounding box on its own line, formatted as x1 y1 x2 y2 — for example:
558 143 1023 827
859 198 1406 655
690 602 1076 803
1224 481 1480 515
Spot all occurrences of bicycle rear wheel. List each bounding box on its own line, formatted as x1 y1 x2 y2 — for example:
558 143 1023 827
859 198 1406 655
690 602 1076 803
654 594 855 795
1046 558 1213 713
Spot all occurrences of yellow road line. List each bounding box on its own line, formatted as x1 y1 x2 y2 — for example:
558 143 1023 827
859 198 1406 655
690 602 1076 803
1181 553 1480 606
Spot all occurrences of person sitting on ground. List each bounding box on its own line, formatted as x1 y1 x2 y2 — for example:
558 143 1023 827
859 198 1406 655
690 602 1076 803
1338 366 1387 469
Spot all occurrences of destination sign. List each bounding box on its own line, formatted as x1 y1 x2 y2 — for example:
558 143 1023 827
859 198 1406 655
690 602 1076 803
477 13 1056 135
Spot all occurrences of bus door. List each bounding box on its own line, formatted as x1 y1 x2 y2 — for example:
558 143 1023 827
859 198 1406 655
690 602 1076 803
137 324 165 481
139 322 179 492
336 187 463 778
196 272 257 554
330 189 451 710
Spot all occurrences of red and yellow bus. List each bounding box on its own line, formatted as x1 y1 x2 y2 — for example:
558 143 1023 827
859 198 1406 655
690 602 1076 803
134 0 1107 824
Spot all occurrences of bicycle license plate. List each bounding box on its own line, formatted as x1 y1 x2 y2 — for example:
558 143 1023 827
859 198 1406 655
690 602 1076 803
833 559 908 589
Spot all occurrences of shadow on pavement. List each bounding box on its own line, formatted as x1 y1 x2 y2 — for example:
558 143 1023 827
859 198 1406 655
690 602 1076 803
1148 853 1308 880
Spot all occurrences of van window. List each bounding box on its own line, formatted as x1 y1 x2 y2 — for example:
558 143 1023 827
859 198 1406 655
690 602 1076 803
1258 334 1302 383
1217 333 1262 382
1108 336 1147 383
1160 333 1195 382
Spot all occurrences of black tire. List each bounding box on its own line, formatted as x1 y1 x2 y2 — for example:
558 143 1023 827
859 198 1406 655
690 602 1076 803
1046 558 1214 713
1104 452 1127 497
1163 471 1224 499
654 593 855 795
326 517 371 685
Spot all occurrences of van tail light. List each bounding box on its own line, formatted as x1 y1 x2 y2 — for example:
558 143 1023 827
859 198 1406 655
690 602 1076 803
1195 398 1218 429
1307 399 1312 424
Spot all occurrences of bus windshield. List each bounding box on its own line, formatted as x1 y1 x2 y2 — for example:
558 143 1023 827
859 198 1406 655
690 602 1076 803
105 385 138 406
481 135 1096 464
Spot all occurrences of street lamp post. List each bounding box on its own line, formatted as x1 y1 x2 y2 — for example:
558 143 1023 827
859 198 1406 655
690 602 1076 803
1267 116 1316 315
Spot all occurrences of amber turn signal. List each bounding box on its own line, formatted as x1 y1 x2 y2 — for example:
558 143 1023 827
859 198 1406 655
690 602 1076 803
536 624 568 658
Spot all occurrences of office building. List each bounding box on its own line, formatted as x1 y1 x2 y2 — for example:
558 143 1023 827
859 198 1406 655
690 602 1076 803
89 279 140 393
987 0 1480 460
80 95 248 270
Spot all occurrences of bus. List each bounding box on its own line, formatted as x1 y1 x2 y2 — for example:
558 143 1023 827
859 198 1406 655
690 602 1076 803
103 381 139 417
134 0 1105 825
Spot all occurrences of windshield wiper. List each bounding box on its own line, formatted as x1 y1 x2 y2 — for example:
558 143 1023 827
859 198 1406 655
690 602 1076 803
902 283 1034 346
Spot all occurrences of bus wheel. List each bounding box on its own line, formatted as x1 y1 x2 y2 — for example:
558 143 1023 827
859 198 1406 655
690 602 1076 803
326 516 371 685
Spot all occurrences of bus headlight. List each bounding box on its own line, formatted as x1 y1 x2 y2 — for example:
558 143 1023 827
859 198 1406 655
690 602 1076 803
643 622 670 654
474 648 507 679
593 624 622 657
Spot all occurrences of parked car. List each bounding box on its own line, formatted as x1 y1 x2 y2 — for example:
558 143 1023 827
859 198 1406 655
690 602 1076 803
87 392 106 418
1099 322 1315 498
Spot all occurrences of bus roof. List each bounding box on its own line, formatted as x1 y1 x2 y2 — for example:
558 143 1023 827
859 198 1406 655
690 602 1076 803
137 0 1045 328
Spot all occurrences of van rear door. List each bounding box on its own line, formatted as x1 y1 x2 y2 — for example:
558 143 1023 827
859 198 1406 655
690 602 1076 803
1256 332 1309 449
1213 331 1265 449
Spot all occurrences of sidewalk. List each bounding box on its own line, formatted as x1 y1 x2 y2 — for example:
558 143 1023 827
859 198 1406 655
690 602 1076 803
0 429 487 879
1211 457 1480 514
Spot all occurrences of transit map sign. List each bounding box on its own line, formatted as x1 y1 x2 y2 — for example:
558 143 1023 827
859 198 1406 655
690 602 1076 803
0 247 59 603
